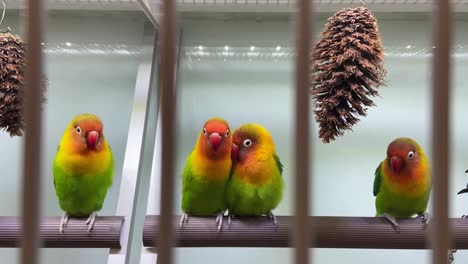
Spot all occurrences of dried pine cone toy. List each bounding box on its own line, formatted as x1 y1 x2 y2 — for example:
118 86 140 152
311 7 386 143
0 31 47 137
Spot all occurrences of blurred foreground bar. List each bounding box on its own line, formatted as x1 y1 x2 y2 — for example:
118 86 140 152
143 215 468 249
0 216 123 248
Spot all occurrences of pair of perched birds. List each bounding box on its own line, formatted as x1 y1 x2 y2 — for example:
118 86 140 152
180 118 285 231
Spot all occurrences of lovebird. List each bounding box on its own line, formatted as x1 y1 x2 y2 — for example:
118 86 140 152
180 117 232 231
373 137 432 231
226 123 284 228
53 114 114 234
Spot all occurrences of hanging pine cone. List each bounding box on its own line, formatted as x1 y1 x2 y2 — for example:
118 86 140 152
0 31 47 137
311 7 386 143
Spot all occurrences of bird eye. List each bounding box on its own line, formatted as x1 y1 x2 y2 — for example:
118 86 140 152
76 126 82 134
407 151 415 159
225 130 230 137
202 128 207 135
243 139 252 147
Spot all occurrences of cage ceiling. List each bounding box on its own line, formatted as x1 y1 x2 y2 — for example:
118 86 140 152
3 0 468 12
176 0 468 12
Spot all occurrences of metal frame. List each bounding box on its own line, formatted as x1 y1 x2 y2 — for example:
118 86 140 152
136 0 160 29
107 22 160 264
176 1 468 12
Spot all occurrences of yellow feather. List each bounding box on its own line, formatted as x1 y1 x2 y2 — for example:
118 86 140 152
55 145 111 175
382 154 431 198
234 124 278 186
55 116 112 175
191 152 231 181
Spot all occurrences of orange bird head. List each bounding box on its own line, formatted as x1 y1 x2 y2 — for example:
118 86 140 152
197 118 232 160
386 137 425 175
66 114 106 154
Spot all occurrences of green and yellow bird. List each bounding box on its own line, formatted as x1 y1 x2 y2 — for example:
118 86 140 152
181 118 232 231
226 123 284 227
373 137 432 230
53 114 114 234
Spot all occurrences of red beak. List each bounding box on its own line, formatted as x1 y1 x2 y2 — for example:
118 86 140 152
231 143 239 161
390 156 403 173
208 133 222 152
87 131 99 150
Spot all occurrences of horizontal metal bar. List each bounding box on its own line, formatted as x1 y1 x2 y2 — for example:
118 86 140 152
0 216 123 248
143 215 468 249
176 3 468 12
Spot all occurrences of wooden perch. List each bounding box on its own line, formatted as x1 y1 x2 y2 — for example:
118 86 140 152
143 215 468 249
0 216 123 248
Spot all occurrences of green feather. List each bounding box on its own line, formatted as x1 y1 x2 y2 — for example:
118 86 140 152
226 153 284 216
226 124 284 216
373 162 382 197
374 162 431 217
273 153 284 175
181 153 230 215
226 171 283 216
53 150 114 217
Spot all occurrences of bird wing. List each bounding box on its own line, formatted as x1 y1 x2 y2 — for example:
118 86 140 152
373 162 383 197
273 153 284 175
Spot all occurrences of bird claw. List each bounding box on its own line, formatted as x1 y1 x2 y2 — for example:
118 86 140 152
216 212 224 232
381 213 400 232
267 212 278 230
418 212 431 224
179 213 189 229
59 212 69 235
85 212 97 232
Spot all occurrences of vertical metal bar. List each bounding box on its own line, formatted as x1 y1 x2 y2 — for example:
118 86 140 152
157 0 176 262
21 0 44 263
431 0 451 263
293 0 311 263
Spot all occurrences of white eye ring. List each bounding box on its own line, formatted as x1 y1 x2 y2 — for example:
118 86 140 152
202 128 207 135
225 130 230 137
408 151 415 159
243 139 252 147
76 126 82 134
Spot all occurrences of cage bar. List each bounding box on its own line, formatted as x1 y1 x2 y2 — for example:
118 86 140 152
143 216 468 249
157 0 177 263
21 0 45 263
293 0 311 263
431 0 452 263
